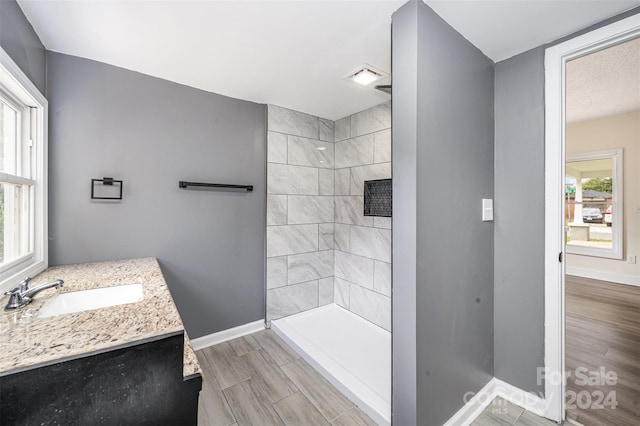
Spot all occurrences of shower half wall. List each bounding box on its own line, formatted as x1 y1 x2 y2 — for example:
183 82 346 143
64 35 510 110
265 102 392 424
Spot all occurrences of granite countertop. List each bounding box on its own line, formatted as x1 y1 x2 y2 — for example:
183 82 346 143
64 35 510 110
0 258 201 379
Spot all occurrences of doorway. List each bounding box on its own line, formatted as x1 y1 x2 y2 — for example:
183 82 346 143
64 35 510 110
544 13 640 424
563 36 640 425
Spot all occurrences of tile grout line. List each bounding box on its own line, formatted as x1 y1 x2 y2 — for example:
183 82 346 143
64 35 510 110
198 352 238 424
219 380 239 425
238 348 292 425
279 378 337 425
334 275 390 298
334 248 390 263
332 136 338 309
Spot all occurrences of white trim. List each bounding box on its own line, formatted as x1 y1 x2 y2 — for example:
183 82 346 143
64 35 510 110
566 266 640 287
443 379 496 426
566 148 623 260
190 319 265 350
544 36 567 423
0 48 46 106
492 379 548 418
544 13 640 424
0 172 36 186
0 47 48 293
443 378 550 426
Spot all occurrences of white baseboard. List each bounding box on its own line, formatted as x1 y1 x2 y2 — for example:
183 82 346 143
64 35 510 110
190 319 265 350
444 378 550 425
443 378 497 426
566 266 640 287
492 379 548 417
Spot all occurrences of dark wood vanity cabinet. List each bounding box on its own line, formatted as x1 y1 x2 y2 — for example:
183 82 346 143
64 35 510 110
0 333 201 426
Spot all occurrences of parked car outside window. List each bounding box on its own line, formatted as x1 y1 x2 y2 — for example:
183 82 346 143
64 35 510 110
604 205 612 227
582 207 603 223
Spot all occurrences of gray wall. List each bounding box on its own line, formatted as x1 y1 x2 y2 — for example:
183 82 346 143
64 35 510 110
393 1 495 424
0 0 46 94
493 6 640 395
47 52 266 338
494 48 545 394
391 2 418 424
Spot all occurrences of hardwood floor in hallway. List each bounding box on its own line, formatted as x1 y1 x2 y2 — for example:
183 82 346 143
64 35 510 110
565 275 640 425
195 329 376 426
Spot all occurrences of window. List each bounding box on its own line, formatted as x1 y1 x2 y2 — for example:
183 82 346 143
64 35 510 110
565 149 623 259
0 48 48 292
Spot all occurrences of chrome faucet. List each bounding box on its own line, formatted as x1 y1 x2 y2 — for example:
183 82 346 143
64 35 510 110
4 277 64 310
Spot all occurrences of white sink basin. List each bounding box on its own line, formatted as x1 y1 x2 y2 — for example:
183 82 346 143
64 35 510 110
37 283 143 318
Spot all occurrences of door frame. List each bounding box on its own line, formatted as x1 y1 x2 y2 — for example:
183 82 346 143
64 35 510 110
544 13 640 423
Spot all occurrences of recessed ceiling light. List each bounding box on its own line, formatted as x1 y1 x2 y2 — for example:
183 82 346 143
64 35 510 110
316 146 327 151
345 64 388 86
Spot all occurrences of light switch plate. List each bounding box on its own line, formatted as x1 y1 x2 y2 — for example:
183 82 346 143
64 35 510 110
482 199 493 221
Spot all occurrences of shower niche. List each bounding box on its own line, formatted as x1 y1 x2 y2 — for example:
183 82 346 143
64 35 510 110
364 178 392 217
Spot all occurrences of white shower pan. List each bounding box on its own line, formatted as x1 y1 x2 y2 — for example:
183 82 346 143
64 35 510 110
271 304 391 425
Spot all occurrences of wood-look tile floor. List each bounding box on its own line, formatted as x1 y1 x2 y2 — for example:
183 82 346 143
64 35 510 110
196 276 640 426
471 397 557 426
565 275 640 426
195 330 376 426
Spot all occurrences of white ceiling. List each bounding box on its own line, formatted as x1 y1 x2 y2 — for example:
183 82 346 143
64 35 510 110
566 37 640 122
17 0 640 120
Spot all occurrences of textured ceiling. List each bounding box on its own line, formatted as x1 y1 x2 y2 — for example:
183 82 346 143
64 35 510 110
566 37 640 122
17 0 640 120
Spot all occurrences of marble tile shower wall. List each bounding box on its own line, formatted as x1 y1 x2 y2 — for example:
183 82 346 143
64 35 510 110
266 102 391 332
333 102 391 331
266 105 336 322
